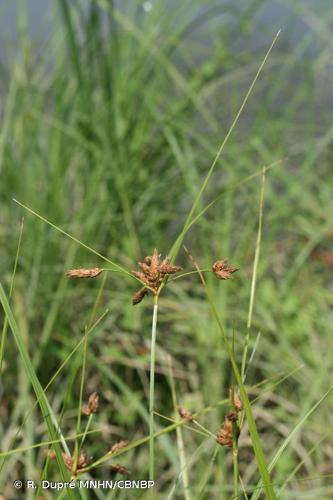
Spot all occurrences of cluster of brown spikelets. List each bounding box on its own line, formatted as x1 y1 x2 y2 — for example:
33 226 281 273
216 392 243 448
64 252 239 473
177 391 243 449
66 251 238 303
47 392 129 477
131 248 182 304
212 260 238 280
82 391 99 416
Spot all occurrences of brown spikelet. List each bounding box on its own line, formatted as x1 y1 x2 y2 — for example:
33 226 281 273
66 268 103 279
233 392 243 412
45 449 56 460
178 407 193 422
132 249 182 303
61 450 90 473
109 440 129 454
77 450 90 470
212 260 238 280
111 464 130 475
62 452 74 470
132 287 149 305
216 413 240 448
82 392 99 415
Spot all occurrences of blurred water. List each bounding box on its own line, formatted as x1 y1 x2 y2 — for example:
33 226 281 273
0 0 332 94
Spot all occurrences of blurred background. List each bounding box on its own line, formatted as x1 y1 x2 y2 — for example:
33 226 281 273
0 1 332 498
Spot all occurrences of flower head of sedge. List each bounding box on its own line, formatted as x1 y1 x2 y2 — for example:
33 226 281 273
82 392 99 415
212 260 238 280
216 412 240 448
109 440 129 454
132 249 182 304
66 268 103 279
178 407 193 422
111 464 130 475
59 450 90 473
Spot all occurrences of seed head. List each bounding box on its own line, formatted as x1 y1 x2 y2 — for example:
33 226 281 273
62 450 90 473
212 260 238 280
45 449 56 460
66 268 103 279
132 249 182 304
216 412 240 448
132 287 149 305
233 392 243 412
109 440 129 454
82 392 99 415
178 407 193 422
111 464 130 475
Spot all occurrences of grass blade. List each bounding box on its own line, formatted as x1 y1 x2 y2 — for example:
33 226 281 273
251 387 333 500
0 284 79 499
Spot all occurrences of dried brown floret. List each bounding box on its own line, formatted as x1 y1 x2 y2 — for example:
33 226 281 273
216 413 240 448
66 268 103 279
212 260 238 280
233 392 243 412
61 450 90 473
45 449 56 460
111 464 130 475
82 392 99 415
178 407 193 422
109 440 129 454
132 249 182 304
132 287 149 305
216 418 233 448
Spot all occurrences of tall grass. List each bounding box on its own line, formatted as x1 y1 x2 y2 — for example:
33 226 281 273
1 0 333 498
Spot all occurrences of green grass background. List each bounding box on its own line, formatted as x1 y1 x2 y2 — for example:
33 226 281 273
0 0 332 498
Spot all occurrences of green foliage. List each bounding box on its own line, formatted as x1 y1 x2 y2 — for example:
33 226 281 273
1 0 333 498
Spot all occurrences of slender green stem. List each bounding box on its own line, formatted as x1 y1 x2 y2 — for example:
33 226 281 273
168 356 191 500
80 414 93 449
168 32 281 263
73 325 89 475
0 217 24 376
232 421 239 500
149 295 159 484
241 167 266 382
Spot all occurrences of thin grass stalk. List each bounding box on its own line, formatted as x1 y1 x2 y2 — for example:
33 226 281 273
186 254 276 500
73 325 89 476
0 310 108 476
232 421 239 499
251 387 332 500
80 414 94 449
149 294 159 484
241 167 266 381
0 285 78 499
0 217 24 376
167 356 191 500
12 199 133 278
83 362 299 472
168 32 281 263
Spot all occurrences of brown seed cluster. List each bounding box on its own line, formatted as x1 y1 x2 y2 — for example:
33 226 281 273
216 413 239 448
216 393 242 448
132 249 182 304
232 391 243 412
109 440 129 454
212 260 238 280
62 450 90 473
47 450 90 474
178 407 193 422
111 464 130 475
66 268 103 279
132 287 149 305
82 392 99 416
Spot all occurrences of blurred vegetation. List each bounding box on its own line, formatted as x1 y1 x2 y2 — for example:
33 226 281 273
0 0 332 498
